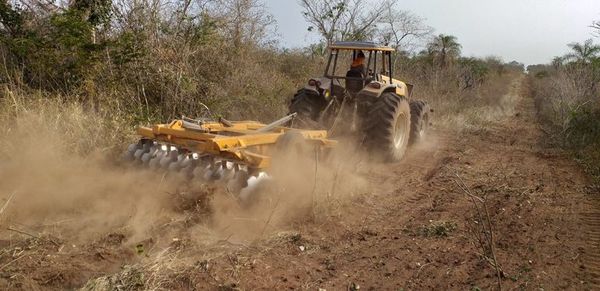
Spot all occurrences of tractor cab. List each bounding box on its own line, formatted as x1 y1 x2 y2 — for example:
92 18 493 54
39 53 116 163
304 41 412 101
326 41 395 91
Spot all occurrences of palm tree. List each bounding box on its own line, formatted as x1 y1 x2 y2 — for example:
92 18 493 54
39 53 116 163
563 39 600 64
427 34 462 67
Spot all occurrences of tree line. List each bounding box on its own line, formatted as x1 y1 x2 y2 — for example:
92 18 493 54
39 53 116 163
0 0 522 125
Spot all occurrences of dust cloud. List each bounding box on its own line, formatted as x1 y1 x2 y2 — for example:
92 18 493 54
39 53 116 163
202 134 371 242
0 125 178 243
0 113 370 246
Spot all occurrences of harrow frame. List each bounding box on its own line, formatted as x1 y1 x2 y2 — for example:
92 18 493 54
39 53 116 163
135 116 336 171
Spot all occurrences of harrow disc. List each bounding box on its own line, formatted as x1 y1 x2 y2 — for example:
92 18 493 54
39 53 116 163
121 139 266 201
123 143 139 161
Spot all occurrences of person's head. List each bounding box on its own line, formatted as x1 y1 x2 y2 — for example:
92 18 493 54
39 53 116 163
352 51 365 66
356 51 365 60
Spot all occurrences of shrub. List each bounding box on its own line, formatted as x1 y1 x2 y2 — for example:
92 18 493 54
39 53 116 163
529 40 600 180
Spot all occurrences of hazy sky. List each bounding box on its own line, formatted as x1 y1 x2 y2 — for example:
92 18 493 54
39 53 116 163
265 0 600 65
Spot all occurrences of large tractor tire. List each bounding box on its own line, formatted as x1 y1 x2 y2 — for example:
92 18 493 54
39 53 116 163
288 89 325 128
363 92 411 161
409 100 431 145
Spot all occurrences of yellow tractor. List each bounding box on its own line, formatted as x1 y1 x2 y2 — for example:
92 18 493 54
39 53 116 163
289 41 431 160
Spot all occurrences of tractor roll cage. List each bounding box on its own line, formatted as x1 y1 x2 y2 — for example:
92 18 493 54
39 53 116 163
324 41 395 84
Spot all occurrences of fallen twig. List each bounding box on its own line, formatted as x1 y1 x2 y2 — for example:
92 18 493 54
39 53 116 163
260 197 281 236
7 226 60 247
0 254 24 271
482 254 509 278
482 196 503 289
454 172 503 291
415 262 432 278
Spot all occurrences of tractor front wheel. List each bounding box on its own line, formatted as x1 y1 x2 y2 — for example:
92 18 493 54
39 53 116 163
363 92 411 161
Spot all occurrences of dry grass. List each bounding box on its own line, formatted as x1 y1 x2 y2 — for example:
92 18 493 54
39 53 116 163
0 86 136 158
527 65 600 181
411 71 522 132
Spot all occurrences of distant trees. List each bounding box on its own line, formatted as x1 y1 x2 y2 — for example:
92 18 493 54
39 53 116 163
551 56 564 69
426 34 462 67
298 0 518 97
563 39 600 64
506 61 525 72
531 39 600 73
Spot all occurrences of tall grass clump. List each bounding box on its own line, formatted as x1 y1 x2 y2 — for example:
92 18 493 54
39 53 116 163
0 86 134 159
395 47 523 131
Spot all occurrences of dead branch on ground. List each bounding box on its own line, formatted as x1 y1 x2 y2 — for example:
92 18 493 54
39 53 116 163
454 172 504 291
7 225 61 247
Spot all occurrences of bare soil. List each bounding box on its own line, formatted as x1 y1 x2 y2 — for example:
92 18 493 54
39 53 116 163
1 77 599 290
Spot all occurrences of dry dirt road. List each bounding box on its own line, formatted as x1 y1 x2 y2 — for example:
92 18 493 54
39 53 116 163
1 77 599 290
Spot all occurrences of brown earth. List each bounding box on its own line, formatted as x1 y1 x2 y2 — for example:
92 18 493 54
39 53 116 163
1 77 599 290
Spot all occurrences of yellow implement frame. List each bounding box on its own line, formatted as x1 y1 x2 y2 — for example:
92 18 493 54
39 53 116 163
137 119 336 170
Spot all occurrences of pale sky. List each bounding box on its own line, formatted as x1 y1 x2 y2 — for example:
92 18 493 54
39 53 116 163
265 0 600 65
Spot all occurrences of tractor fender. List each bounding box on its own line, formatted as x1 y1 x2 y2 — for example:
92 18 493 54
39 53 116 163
359 82 409 100
303 84 319 95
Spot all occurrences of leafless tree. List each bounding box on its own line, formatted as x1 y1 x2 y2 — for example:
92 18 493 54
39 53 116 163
210 0 276 48
378 2 432 51
300 0 431 52
299 0 389 44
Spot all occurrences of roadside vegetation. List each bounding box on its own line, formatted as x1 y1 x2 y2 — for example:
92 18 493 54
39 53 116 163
0 0 522 157
526 38 600 181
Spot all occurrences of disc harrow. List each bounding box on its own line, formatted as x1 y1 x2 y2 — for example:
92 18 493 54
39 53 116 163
122 113 336 197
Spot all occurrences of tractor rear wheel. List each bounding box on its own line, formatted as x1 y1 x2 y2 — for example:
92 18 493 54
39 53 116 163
363 92 411 161
288 89 325 128
409 100 431 144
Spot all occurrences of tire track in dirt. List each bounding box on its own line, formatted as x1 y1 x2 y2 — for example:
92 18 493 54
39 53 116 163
581 205 600 288
503 76 600 289
364 75 598 289
360 129 456 207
